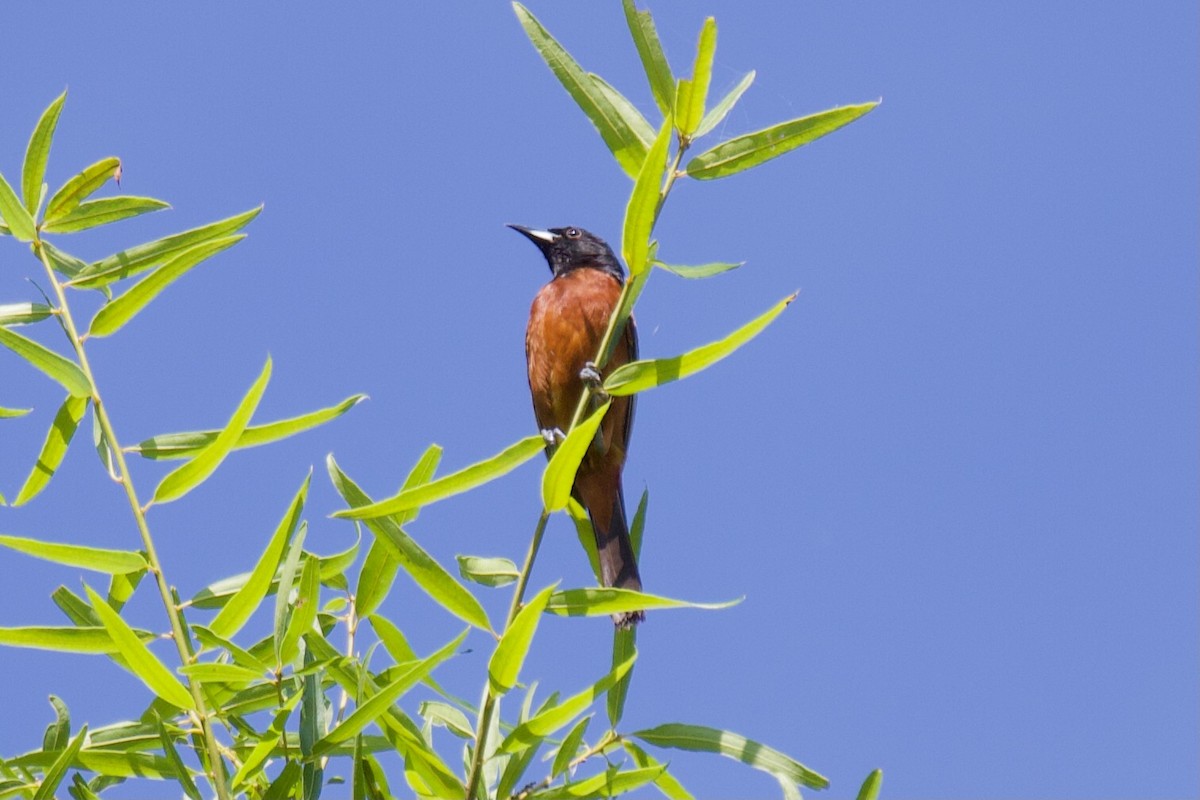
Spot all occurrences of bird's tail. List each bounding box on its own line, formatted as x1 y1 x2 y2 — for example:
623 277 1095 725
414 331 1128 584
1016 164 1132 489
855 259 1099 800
590 483 643 628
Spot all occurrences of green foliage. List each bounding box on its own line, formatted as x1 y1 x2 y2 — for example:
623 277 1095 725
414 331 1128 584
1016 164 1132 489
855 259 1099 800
0 4 881 799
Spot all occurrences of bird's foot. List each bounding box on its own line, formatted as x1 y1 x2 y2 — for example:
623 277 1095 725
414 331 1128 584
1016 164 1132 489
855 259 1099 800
580 362 609 400
540 428 566 447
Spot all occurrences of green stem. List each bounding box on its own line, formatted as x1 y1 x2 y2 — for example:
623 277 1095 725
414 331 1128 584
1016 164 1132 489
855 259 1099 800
34 241 233 800
464 510 550 799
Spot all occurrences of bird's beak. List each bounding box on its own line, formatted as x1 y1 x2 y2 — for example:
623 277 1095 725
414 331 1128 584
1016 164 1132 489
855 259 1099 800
507 224 558 248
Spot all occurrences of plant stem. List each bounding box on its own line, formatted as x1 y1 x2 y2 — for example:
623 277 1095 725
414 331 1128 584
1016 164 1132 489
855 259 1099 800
464 510 550 799
34 241 233 800
513 730 621 800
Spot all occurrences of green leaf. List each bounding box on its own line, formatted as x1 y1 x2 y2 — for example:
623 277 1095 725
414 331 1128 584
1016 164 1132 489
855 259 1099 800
0 405 33 418
5 750 175 781
42 196 170 234
209 471 308 638
622 741 694 800
686 101 879 180
546 587 741 618
418 701 474 739
93 410 118 481
32 725 87 800
89 235 244 338
22 91 67 214
604 293 796 396
272 522 307 665
0 324 90 397
536 765 665 799
230 694 301 791
44 157 121 222
84 584 195 710
176 662 263 685
632 723 828 790
0 170 36 241
678 18 716 137
356 443 441 616
328 457 493 633
0 533 146 574
501 655 636 754
566 497 602 583
607 625 636 728
0 302 53 326
488 583 556 695
542 400 610 511
129 393 367 459
332 434 544 520
40 241 89 281
312 629 467 756
654 260 744 279
69 205 262 289
551 715 591 778
622 116 673 277
629 488 648 559
856 769 883 800
192 625 270 673
152 355 271 505
0 625 149 653
11 394 88 505
456 555 519 588
694 71 755 139
42 695 71 752
621 0 675 116
262 761 302 800
588 74 655 149
156 716 203 800
278 554 321 665
513 2 649 179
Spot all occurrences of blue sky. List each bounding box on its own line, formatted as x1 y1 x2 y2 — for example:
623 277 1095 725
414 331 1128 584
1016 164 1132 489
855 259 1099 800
0 3 1196 799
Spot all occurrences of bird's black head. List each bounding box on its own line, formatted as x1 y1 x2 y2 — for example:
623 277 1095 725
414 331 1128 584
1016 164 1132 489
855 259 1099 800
508 225 625 284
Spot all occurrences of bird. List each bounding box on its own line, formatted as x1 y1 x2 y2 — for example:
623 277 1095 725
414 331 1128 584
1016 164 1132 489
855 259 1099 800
510 224 644 627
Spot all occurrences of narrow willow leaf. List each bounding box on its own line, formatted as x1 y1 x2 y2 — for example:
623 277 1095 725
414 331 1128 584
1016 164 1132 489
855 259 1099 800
654 260 744 279
621 0 675 116
694 71 755 139
513 3 649 178
230 695 302 791
542 401 610 512
622 116 673 277
152 355 271 505
42 196 170 234
418 701 473 739
629 488 648 559
89 235 244 338
262 761 302 800
607 626 636 728
84 585 195 710
0 326 90 397
43 695 71 752
192 625 270 673
44 157 121 222
41 241 89 280
5 751 175 781
272 523 307 664
105 566 143 613
604 293 795 396
367 615 418 664
156 716 203 800
12 394 88 506
588 74 655 149
32 725 87 800
501 656 635 754
856 769 883 800
50 586 100 626
278 555 321 665
0 625 148 653
679 18 716 136
301 646 322 800
209 470 308 638
0 171 36 241
356 443 441 616
622 741 694 800
0 533 145 574
329 457 492 633
673 78 694 140
312 629 467 756
93 411 118 481
686 101 879 180
0 405 33 418
566 498 602 582
488 583 557 695
0 302 53 326
22 91 67 214
537 765 665 799
546 587 741 617
177 662 263 684
456 555 519 588
69 205 262 289
332 434 544 520
551 716 591 778
632 723 828 790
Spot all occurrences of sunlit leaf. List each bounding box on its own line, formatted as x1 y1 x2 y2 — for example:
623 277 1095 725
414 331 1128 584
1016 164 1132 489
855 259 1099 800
84 584 195 711
632 723 828 790
278 554 321 665
129 393 367 459
0 625 149 653
607 625 636 728
32 725 87 800
686 101 879 180
551 715 591 778
0 302 53 326
44 157 121 222
622 741 694 800
566 498 602 582
42 695 70 752
152 356 271 505
5 750 175 781
604 293 795 396
231 695 301 791
42 196 170 234
0 170 36 241
856 769 883 800
513 3 649 178
0 533 145 574
262 761 302 800
0 405 33 418
488 583 557 695
0 325 90 397
621 0 675 116
501 655 635 754
192 625 270 673
546 587 740 618
677 18 716 137
535 764 665 799
622 116 673 277
332 434 544 520
694 71 755 139
418 701 473 739
456 555 519 588
589 74 655 149
22 91 67 214
11 394 88 505
176 662 264 685
156 716 203 800
272 522 307 665
542 401 610 512
654 260 744 279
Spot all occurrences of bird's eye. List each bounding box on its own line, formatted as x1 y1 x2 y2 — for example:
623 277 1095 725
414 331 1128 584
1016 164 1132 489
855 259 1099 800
565 228 580 239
